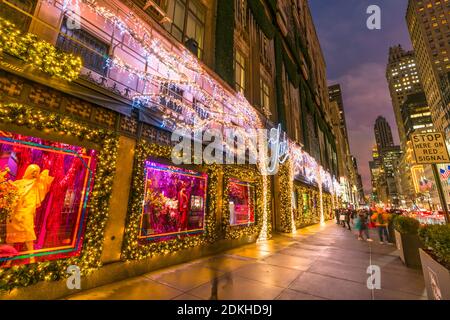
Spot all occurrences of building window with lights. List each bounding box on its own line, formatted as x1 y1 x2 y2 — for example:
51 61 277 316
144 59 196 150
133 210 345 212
235 50 246 95
0 0 37 32
165 0 206 59
56 17 110 76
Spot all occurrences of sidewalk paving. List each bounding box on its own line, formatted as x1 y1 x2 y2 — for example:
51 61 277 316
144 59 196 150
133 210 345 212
67 222 427 300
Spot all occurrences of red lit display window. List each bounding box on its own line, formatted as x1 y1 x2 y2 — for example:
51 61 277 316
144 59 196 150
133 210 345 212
228 178 256 226
0 131 97 267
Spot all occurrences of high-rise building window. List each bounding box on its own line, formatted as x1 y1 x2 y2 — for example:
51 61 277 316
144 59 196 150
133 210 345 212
165 0 206 59
56 17 110 75
0 0 37 32
235 50 246 94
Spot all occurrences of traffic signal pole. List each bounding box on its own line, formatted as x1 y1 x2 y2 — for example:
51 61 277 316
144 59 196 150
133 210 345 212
431 164 450 224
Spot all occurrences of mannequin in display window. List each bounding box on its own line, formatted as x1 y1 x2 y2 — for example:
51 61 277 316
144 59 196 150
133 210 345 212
6 164 54 263
178 181 189 231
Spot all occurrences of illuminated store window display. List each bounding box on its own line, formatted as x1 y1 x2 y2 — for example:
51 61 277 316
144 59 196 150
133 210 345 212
0 131 96 267
139 161 208 242
228 178 256 226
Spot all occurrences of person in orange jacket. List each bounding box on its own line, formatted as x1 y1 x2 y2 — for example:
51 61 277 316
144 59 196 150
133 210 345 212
371 207 392 245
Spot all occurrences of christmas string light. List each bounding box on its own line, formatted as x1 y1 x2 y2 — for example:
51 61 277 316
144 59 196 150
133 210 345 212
50 0 338 189
39 0 339 192
63 0 262 129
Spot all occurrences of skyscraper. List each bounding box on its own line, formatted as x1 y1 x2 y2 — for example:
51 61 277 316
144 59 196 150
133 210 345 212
328 84 349 145
386 45 422 148
406 0 450 137
382 145 403 206
401 92 434 138
369 144 382 202
374 116 394 151
371 117 402 206
329 89 362 206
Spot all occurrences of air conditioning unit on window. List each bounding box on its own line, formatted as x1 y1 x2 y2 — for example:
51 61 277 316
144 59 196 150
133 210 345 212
185 38 199 57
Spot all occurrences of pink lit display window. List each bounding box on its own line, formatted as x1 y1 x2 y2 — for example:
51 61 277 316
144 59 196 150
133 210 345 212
139 161 208 242
228 178 256 226
0 131 97 268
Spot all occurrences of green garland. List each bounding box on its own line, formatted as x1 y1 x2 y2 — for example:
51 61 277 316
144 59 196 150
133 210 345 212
0 18 82 82
323 193 333 220
278 161 294 233
222 165 267 239
121 142 219 260
248 0 275 39
0 103 118 291
278 159 330 231
215 0 235 87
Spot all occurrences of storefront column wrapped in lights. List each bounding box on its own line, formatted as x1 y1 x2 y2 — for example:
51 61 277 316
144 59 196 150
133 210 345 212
317 167 325 225
278 160 295 233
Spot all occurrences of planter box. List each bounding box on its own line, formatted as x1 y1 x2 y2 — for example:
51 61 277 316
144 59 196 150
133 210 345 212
388 223 396 245
419 248 450 300
395 230 422 268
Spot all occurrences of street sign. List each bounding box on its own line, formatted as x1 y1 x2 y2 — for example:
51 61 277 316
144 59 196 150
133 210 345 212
411 132 450 224
411 132 450 164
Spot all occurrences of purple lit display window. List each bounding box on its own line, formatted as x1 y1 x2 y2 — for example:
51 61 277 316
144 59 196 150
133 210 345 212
139 161 208 242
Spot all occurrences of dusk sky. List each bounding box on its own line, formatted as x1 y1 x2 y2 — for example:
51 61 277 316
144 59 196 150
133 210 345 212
309 0 411 193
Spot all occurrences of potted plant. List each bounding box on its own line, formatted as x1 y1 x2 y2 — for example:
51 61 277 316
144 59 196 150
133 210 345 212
388 214 399 245
418 224 450 300
393 216 423 268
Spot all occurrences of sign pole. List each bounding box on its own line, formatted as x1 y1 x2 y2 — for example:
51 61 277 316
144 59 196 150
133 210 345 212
431 163 450 224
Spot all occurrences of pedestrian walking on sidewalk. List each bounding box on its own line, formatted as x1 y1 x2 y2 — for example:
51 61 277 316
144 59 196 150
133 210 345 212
362 210 373 242
354 210 372 241
342 209 351 231
354 212 363 239
335 208 340 224
371 208 392 244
